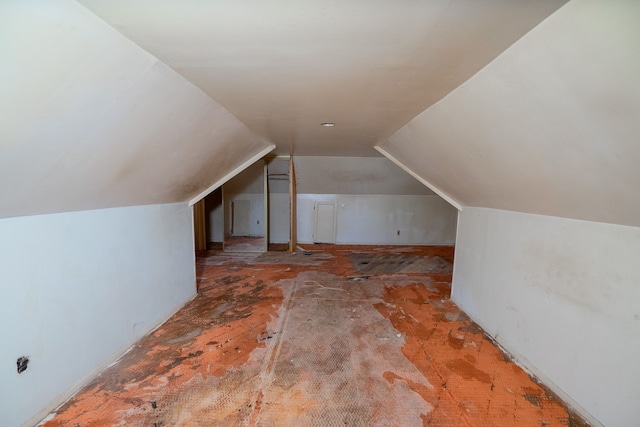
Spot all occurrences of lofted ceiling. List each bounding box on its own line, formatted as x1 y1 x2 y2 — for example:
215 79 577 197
380 0 640 227
0 0 273 219
78 0 567 157
3 0 639 229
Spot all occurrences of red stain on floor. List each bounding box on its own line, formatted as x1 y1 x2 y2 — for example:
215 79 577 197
40 245 588 426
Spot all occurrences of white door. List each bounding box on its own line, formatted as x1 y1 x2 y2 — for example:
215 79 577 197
314 202 336 243
232 200 251 236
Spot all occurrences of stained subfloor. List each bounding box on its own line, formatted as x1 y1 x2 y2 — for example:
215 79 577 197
41 245 587 426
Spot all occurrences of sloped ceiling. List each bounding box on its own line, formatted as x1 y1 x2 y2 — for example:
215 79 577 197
6 0 637 227
77 0 567 156
380 0 640 227
294 157 436 196
0 0 273 219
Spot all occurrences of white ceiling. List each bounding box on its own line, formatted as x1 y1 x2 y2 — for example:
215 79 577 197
78 0 567 156
5 0 639 230
381 0 640 228
0 1 272 219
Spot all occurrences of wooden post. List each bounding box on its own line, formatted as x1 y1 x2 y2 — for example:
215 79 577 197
289 156 297 252
264 159 269 252
193 198 207 251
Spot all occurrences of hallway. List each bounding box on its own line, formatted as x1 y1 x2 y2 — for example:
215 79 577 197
41 246 586 426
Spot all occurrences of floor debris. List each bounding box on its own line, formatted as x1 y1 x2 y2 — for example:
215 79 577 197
41 245 588 426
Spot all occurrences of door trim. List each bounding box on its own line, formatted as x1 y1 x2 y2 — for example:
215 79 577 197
313 202 337 244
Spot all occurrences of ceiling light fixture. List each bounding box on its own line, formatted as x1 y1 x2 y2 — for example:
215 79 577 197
320 122 335 127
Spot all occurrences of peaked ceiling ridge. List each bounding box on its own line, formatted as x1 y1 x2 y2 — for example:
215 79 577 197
76 0 569 157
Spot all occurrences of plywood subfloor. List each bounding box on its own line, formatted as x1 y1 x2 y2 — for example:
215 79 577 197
41 245 587 426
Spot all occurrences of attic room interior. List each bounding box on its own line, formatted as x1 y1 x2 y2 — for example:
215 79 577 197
1 1 638 426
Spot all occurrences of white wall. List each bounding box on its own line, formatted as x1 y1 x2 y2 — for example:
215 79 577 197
208 193 277 242
211 156 458 245
0 0 272 220
269 193 290 244
223 160 264 195
221 161 265 238
206 160 290 243
297 194 457 245
452 207 640 427
224 194 265 237
0 203 196 427
295 156 435 196
381 0 640 228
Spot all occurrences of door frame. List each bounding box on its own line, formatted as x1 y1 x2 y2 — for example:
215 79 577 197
313 202 337 244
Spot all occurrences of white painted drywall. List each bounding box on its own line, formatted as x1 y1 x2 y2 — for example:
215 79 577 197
0 203 196 427
0 0 271 219
223 161 265 238
452 207 640 427
293 157 456 245
381 0 640 227
223 161 265 196
297 194 457 245
79 0 566 157
209 191 288 243
224 194 265 237
295 157 435 196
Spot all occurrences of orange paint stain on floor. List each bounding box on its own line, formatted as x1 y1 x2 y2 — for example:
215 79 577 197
42 260 285 426
41 245 588 426
374 281 588 426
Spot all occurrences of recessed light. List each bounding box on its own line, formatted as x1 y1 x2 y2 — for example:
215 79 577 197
320 122 335 127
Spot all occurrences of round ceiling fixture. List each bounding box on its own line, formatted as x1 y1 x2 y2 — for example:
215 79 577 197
320 122 335 127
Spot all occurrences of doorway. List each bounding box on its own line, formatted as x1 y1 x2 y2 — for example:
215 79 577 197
222 160 266 252
314 202 337 244
194 156 297 253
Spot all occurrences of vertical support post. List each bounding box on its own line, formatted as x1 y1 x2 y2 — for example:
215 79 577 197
289 156 297 252
193 198 207 251
264 158 269 252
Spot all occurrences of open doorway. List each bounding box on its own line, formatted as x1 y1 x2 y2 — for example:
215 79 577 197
266 157 291 251
193 156 295 254
221 160 266 252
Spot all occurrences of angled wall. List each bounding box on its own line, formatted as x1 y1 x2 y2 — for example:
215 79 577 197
223 160 266 238
207 156 458 246
294 157 457 245
453 208 640 427
0 2 272 425
0 0 272 220
0 203 196 427
380 1 640 425
381 0 640 228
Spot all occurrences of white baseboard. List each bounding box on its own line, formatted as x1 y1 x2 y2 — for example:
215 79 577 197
457 308 604 427
28 292 195 427
296 240 456 246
